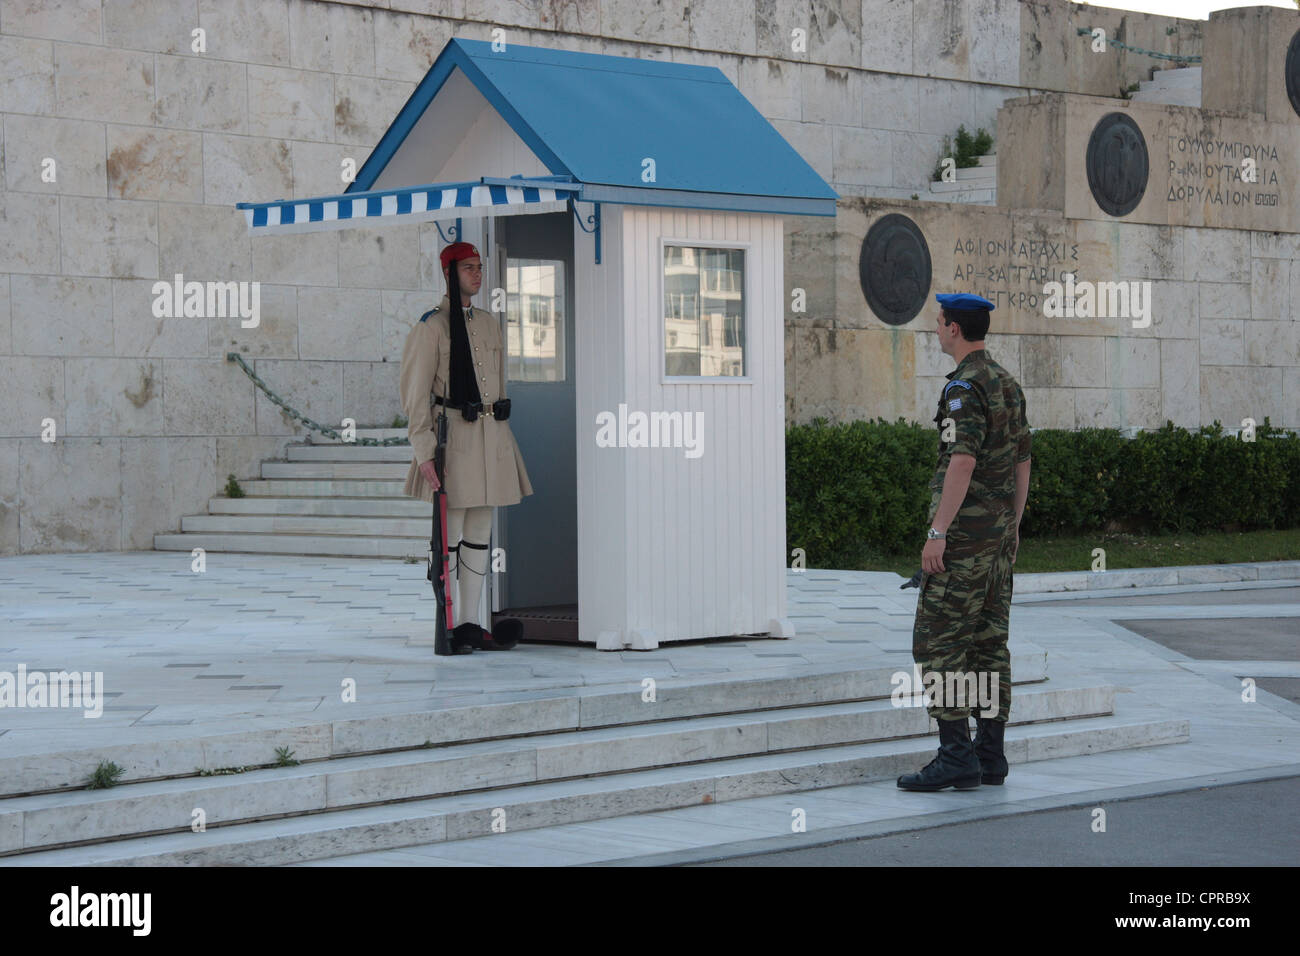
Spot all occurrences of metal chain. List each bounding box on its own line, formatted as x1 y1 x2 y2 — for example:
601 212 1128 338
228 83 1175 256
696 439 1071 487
225 352 410 446
1076 27 1202 63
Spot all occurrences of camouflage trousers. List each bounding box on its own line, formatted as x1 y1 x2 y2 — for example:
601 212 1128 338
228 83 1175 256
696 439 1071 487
911 535 1015 722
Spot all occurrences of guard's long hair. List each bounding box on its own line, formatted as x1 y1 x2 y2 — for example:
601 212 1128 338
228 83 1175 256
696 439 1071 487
445 257 480 405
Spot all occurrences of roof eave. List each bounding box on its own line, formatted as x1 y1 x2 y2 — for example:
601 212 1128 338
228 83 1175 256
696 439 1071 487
578 184 838 217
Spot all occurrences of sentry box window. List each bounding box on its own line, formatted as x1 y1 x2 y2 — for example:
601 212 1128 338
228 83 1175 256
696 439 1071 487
663 244 746 378
506 257 566 382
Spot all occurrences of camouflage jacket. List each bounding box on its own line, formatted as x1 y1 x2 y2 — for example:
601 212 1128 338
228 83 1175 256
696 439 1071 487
929 349 1031 557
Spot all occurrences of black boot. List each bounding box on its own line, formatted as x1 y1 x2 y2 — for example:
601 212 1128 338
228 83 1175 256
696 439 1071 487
434 625 475 656
453 621 519 651
972 716 1008 785
897 717 982 791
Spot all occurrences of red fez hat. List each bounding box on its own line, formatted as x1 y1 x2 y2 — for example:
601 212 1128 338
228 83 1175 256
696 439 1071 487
440 241 480 271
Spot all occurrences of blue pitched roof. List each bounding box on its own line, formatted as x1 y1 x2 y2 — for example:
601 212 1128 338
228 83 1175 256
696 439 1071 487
347 38 837 216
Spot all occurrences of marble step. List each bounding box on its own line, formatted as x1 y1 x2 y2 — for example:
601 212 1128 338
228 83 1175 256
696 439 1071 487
310 429 406 444
260 461 411 480
0 653 1049 796
180 514 430 537
207 496 430 517
0 682 1113 854
286 444 413 462
1131 88 1199 107
942 189 996 205
955 163 996 181
0 714 1188 866
930 176 996 193
214 479 409 497
1141 67 1202 90
152 531 421 558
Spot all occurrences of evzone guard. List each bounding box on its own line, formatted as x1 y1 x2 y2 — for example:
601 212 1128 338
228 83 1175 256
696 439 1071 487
399 241 534 654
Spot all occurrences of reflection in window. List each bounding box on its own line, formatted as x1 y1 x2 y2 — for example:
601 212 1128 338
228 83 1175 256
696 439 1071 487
664 245 745 377
506 258 565 382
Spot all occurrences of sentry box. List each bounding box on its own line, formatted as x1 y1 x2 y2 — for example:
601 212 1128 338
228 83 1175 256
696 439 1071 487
237 38 837 649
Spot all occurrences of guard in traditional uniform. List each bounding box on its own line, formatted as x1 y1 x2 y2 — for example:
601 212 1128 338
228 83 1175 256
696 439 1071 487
398 241 533 653
898 292 1032 791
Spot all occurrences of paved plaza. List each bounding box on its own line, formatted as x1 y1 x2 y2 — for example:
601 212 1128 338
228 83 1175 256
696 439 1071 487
1 551 1297 865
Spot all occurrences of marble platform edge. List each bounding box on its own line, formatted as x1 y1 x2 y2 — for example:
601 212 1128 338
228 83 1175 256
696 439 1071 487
0 681 1113 854
1011 561 1300 595
0 650 1052 796
0 715 1187 867
587 760 1300 868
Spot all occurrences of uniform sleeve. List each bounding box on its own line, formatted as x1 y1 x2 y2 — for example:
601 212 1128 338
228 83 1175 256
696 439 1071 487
495 312 508 400
945 380 986 458
1015 384 1032 462
398 320 439 465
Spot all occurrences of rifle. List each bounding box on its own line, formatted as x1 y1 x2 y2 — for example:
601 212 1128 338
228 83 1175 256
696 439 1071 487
428 409 461 654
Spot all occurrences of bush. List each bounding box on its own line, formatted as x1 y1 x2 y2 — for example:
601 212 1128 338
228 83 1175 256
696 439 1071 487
786 418 1300 561
786 418 932 568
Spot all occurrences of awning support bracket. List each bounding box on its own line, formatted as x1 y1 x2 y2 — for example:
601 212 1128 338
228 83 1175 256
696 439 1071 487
433 218 463 244
568 197 601 265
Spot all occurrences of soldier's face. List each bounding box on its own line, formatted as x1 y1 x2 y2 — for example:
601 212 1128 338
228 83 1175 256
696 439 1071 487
935 309 956 355
446 256 483 297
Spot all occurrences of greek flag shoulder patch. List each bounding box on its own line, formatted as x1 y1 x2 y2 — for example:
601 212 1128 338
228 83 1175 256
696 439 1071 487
948 398 963 411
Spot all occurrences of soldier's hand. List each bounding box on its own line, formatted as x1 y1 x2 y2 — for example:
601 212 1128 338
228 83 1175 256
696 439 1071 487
1011 529 1019 565
921 538 946 574
419 459 440 491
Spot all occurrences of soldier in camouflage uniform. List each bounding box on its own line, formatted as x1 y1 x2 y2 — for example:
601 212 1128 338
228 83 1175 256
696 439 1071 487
898 293 1032 792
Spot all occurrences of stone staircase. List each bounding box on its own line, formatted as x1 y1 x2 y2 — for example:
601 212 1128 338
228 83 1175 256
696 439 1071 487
928 153 996 205
0 651 1188 866
1130 66 1201 108
154 429 428 562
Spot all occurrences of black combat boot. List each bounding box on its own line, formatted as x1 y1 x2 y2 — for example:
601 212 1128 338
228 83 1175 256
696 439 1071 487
972 716 1008 785
897 717 982 791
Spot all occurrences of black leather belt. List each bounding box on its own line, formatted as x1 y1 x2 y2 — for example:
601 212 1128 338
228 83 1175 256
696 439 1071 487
432 395 495 417
431 395 512 422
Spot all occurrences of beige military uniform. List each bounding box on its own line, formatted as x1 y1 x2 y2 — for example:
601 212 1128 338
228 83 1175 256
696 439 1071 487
398 294 533 509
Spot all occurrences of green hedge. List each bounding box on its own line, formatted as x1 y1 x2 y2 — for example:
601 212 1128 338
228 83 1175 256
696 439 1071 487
785 418 1300 566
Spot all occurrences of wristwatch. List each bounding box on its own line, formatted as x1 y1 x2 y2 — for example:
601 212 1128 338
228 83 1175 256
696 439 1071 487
927 528 946 540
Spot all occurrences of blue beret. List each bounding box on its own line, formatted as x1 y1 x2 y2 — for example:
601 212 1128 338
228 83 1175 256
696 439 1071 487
936 293 995 312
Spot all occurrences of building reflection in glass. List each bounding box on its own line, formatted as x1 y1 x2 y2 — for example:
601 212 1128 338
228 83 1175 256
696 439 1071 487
506 258 565 382
664 245 745 377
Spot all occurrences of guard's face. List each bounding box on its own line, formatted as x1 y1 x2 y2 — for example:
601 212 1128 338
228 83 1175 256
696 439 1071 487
446 256 483 297
458 256 483 294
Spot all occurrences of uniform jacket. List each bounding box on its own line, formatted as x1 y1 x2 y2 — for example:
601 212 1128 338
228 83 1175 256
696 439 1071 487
929 349 1031 557
398 294 533 508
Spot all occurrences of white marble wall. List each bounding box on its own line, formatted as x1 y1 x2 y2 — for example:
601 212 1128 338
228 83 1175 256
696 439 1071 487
0 0 1233 554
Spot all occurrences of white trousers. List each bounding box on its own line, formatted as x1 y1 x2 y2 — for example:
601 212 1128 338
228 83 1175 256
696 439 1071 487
446 505 492 627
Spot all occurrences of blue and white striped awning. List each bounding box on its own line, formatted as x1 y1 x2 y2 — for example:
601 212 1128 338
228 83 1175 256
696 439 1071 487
236 176 581 236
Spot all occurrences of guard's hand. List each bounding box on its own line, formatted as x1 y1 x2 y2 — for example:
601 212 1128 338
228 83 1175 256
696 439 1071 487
922 537 946 574
419 459 440 492
1011 529 1020 565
